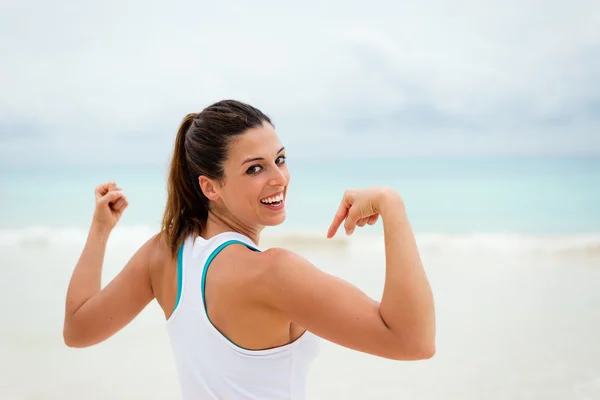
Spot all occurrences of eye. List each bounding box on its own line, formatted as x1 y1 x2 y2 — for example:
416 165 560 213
246 165 262 175
245 156 285 175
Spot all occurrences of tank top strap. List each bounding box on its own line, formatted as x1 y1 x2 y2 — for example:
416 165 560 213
173 232 261 315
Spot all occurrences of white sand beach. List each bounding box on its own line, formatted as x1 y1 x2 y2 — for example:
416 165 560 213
2 229 599 399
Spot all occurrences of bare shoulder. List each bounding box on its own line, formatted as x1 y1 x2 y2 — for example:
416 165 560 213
255 247 323 283
217 246 315 288
209 242 271 284
204 245 306 297
260 246 304 264
251 247 340 300
208 246 314 317
145 232 175 273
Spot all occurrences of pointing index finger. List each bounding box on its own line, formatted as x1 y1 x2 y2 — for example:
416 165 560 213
327 196 350 238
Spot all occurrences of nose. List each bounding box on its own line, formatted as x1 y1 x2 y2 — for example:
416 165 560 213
268 164 288 187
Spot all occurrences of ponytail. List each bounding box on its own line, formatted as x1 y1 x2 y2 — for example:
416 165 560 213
161 113 210 258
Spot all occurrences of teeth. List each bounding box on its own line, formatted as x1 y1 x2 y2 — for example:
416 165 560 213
261 194 283 204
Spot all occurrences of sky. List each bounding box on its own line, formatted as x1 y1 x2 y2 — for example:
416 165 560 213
1 0 599 166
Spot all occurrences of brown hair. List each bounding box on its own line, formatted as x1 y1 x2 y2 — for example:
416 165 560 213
161 100 272 257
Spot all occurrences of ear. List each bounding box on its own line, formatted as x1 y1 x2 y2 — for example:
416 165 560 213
198 176 221 201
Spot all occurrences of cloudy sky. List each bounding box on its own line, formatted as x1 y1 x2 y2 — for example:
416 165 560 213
1 0 599 166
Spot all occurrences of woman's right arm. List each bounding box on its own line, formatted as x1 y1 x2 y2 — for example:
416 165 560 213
257 187 436 360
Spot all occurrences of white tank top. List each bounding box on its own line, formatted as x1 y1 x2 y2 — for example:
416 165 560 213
166 231 320 400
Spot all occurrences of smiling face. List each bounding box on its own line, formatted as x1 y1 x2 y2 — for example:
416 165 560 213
201 122 290 229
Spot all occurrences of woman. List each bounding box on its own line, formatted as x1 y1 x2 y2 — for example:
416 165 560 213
63 100 436 399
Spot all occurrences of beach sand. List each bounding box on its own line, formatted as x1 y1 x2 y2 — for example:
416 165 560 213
1 230 600 399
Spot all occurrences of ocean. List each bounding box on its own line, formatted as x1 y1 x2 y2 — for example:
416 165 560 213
1 155 600 399
2 155 600 233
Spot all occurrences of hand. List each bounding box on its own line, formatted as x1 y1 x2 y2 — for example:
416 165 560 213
91 182 129 233
327 187 399 238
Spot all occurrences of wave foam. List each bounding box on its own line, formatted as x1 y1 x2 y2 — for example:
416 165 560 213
414 233 600 256
0 225 157 248
1 226 599 256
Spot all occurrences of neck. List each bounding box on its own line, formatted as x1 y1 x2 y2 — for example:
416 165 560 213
201 209 262 245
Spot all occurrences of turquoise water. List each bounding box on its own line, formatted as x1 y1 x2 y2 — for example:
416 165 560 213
1 156 599 234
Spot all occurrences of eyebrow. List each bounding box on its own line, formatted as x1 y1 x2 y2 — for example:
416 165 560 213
241 146 285 166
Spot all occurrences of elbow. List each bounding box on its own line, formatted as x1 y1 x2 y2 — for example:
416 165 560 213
63 320 89 348
413 342 436 360
63 319 109 348
63 330 91 348
387 334 436 361
391 343 435 361
63 327 81 348
63 336 79 348
388 319 436 361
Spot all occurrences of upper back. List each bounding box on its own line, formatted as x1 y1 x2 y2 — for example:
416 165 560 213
160 231 320 400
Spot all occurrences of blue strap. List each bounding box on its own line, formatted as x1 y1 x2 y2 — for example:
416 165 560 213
201 240 260 349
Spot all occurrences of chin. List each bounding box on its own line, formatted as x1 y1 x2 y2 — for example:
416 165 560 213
263 213 286 227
